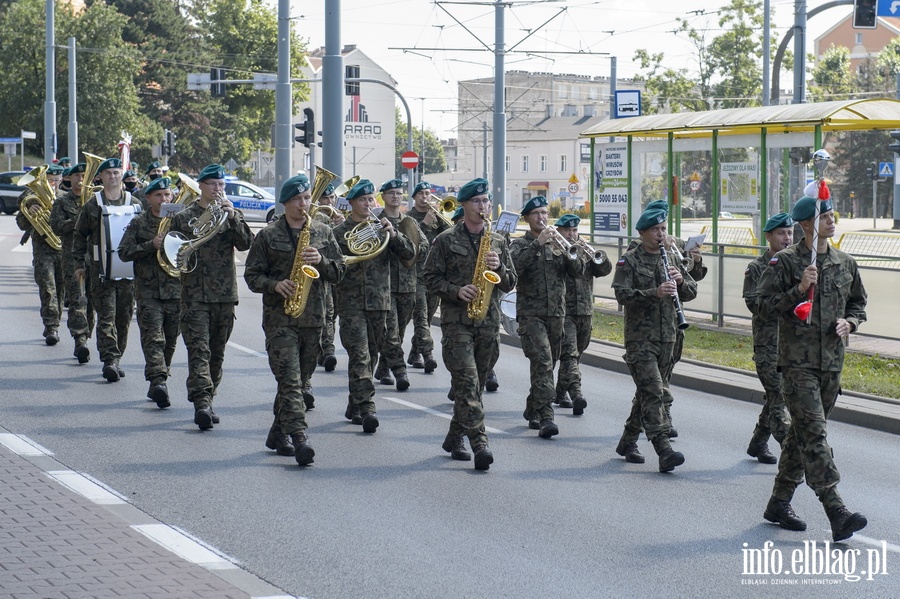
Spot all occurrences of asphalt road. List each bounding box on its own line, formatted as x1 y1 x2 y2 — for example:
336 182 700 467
1 215 899 598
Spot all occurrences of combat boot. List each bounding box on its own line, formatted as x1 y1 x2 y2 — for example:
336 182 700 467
102 362 120 383
615 438 645 464
322 354 337 371
485 370 499 392
362 412 379 434
44 328 59 346
407 350 424 369
290 431 315 466
442 434 472 461
210 408 220 424
763 496 807 531
555 389 573 409
665 406 678 438
194 406 214 431
375 364 394 385
345 403 362 425
827 506 867 542
395 372 410 391
302 381 315 410
422 351 438 373
538 419 559 439
571 392 587 416
148 382 170 409
658 448 685 473
266 424 295 456
747 440 777 464
472 442 494 471
74 342 90 364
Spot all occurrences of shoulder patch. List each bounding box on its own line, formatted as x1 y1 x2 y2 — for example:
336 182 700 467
616 258 626 268
744 267 750 276
768 256 779 265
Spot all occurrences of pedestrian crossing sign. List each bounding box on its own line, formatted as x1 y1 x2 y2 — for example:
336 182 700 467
879 161 894 177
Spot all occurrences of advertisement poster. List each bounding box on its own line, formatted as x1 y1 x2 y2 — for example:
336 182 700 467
720 161 758 212
594 142 629 234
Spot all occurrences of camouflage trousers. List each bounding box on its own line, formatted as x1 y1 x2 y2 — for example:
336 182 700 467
621 341 674 453
630 328 684 432
752 356 792 445
410 282 437 355
319 282 336 357
32 250 65 330
377 292 415 376
518 315 564 422
555 314 592 395
61 251 92 343
181 301 235 408
136 298 180 383
90 276 134 366
773 368 844 511
339 308 388 416
441 322 498 446
266 325 321 435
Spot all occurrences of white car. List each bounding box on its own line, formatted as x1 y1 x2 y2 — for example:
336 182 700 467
224 179 276 223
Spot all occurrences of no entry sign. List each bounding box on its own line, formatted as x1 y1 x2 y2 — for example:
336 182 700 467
401 151 419 169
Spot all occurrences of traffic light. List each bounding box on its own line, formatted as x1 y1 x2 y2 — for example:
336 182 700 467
166 130 177 156
345 65 360 96
889 130 900 154
161 130 170 156
853 0 877 29
789 148 811 164
294 108 315 147
866 162 876 180
211 67 226 97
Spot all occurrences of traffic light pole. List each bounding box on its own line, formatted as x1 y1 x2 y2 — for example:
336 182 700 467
274 0 292 216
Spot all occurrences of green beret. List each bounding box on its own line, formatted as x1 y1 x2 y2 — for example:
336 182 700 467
451 206 464 223
46 165 65 176
144 177 172 194
645 200 669 213
323 182 336 196
68 163 86 175
123 170 136 179
458 178 489 203
279 174 311 204
554 213 580 228
763 212 794 232
57 157 71 167
198 164 225 182
97 157 123 173
635 208 668 231
791 196 833 222
146 161 162 174
521 195 548 216
413 181 431 196
380 179 403 193
62 167 71 177
347 179 375 200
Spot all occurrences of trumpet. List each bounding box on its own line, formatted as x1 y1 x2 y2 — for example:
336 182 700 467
665 238 693 268
573 236 608 265
545 227 579 260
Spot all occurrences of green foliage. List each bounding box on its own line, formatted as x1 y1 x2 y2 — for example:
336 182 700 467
809 45 856 102
395 108 447 177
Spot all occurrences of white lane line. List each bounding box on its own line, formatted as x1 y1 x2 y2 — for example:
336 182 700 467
0 433 54 456
381 396 508 435
46 470 127 505
132 524 238 570
227 341 268 358
851 534 900 555
11 243 31 253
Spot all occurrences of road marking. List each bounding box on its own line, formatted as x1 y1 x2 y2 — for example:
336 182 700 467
132 524 238 570
381 396 508 435
11 243 31 252
0 433 54 456
47 470 127 505
851 533 900 555
227 341 268 358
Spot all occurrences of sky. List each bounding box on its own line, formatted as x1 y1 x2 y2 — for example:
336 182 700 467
287 0 855 139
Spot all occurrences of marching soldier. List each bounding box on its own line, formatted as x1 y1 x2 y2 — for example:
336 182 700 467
313 181 343 371
49 162 94 363
510 196 584 438
117 177 181 408
552 214 612 415
742 212 794 464
57 158 73 192
332 180 415 433
424 177 516 470
757 196 868 542
612 208 696 472
169 164 254 430
73 158 142 382
245 174 346 466
407 181 444 372
16 164 66 346
133 161 164 207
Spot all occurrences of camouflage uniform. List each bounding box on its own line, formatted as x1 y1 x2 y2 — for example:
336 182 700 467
117 210 182 385
757 241 867 511
313 210 337 359
244 218 346 435
332 216 415 419
742 250 791 445
408 205 449 357
72 191 141 368
612 244 697 455
423 221 516 447
16 190 65 337
50 190 94 346
555 253 612 398
510 230 584 423
169 202 254 410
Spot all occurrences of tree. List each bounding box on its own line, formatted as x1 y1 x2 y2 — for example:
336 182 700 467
707 0 764 108
631 49 706 114
394 109 447 177
809 45 856 102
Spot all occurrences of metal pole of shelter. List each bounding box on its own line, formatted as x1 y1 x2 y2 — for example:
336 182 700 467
712 130 719 244
492 0 506 219
627 135 633 236
760 128 768 240
274 0 292 215
589 138 595 240
44 0 56 162
67 37 78 161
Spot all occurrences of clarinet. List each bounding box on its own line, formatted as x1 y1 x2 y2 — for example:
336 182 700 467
659 243 690 331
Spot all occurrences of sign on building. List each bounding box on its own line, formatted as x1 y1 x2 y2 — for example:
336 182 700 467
594 143 629 234
719 162 758 212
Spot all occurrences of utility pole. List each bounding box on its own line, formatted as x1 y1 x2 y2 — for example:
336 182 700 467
274 0 292 215
492 0 506 215
67 37 78 160
322 0 343 183
763 0 770 106
44 0 56 162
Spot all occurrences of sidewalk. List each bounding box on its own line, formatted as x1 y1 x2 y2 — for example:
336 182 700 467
0 430 293 599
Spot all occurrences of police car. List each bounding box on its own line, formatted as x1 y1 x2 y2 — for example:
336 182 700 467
223 177 276 223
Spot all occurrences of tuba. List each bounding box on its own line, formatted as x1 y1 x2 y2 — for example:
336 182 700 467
467 213 502 321
18 165 63 251
344 208 390 265
284 209 321 318
80 152 104 206
161 191 229 273
308 165 341 220
156 174 200 277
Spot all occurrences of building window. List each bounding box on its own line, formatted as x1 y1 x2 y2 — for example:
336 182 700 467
856 33 863 44
559 84 568 99
562 104 578 117
588 86 599 100
540 155 547 172
505 155 510 172
522 155 529 172
559 154 568 172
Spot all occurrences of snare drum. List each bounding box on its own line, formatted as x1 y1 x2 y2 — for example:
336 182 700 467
499 290 517 337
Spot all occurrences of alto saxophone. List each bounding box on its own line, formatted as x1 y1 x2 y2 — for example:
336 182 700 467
466 213 502 321
284 210 321 318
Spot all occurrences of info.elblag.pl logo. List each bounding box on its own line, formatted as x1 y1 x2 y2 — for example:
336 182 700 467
741 540 891 585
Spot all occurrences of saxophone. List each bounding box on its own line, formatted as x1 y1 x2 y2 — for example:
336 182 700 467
466 213 502 321
284 209 321 318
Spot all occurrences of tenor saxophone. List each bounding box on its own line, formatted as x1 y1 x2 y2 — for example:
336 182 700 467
466 213 502 321
284 210 321 318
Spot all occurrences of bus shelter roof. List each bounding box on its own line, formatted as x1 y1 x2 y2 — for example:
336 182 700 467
580 98 900 139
